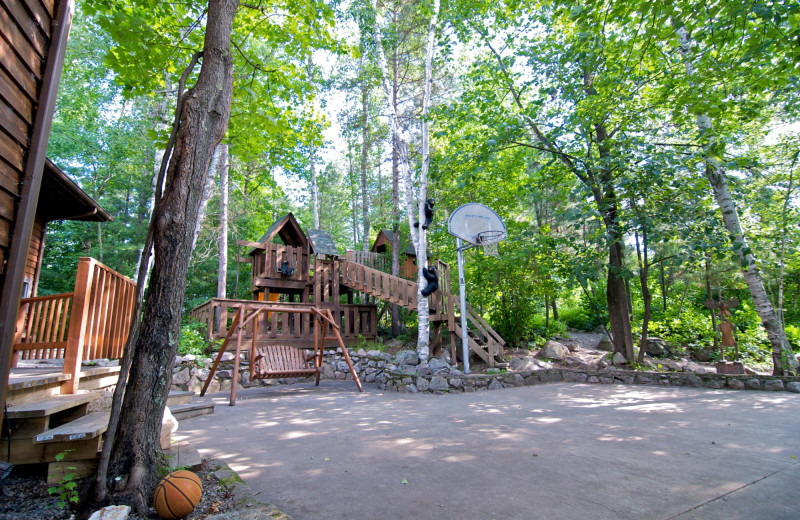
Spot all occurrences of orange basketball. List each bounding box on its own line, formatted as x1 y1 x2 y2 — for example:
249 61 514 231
153 470 203 520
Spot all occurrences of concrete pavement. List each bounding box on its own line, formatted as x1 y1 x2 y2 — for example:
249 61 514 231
174 382 800 520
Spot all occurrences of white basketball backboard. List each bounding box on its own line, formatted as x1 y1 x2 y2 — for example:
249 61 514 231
447 203 507 246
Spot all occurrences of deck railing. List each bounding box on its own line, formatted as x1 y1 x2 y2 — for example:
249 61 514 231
345 250 390 273
12 257 135 393
189 298 377 347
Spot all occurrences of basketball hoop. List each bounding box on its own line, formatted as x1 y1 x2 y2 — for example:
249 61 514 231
447 203 508 374
476 230 503 257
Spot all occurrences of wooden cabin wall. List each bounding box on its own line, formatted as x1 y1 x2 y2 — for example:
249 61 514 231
401 256 417 280
24 217 45 296
0 0 57 291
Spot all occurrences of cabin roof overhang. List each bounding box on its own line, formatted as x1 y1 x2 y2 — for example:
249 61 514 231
38 159 112 223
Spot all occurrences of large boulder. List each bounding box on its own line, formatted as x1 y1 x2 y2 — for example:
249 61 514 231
612 352 627 365
172 367 190 387
597 337 613 352
692 348 712 362
536 340 570 361
395 350 420 366
428 357 450 374
645 337 670 358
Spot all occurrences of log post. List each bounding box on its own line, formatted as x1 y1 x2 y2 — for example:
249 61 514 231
61 258 96 394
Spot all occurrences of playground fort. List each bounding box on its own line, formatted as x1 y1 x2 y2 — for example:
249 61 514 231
189 213 506 382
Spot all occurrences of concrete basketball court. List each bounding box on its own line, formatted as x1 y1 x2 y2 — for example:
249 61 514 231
174 382 800 520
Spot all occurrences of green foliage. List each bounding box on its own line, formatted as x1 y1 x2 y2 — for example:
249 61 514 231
648 309 713 351
786 325 800 351
179 320 210 357
558 307 595 332
527 317 567 347
47 451 79 509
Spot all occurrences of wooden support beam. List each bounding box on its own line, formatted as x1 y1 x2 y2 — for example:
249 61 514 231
236 240 265 249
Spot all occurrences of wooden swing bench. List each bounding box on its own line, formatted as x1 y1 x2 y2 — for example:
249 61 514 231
201 305 363 405
253 345 318 380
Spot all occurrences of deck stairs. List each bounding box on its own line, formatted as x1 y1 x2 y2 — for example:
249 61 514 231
338 259 506 365
2 368 213 483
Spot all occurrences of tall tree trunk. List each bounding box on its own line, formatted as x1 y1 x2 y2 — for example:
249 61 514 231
307 57 320 230
544 295 550 329
389 31 401 337
372 0 439 361
705 256 719 350
777 152 796 327
635 228 652 363
677 26 795 375
484 41 634 360
310 149 319 229
217 143 229 299
360 55 371 252
192 144 221 250
99 1 237 512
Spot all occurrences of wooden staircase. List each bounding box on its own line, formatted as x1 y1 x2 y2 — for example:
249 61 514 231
2 370 213 483
338 259 506 366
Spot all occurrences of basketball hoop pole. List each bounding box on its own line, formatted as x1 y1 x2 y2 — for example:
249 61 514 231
456 237 470 374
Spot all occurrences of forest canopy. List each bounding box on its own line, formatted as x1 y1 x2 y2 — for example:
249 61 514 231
43 0 799 373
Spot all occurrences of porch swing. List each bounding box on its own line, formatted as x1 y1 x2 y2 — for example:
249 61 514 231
200 305 363 405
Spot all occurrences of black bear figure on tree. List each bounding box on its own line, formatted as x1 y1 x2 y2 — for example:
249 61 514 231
421 265 439 296
414 199 435 230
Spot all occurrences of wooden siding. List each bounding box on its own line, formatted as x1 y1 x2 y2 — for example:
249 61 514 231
24 216 44 290
0 0 56 284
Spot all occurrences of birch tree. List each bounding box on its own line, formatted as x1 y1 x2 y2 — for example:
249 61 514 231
675 23 796 375
373 0 439 362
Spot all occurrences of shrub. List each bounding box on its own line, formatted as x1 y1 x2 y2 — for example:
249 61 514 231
786 324 800 351
559 306 596 331
179 320 210 357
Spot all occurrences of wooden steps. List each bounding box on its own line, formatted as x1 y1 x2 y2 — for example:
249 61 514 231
35 411 109 443
167 390 195 406
77 366 121 391
6 393 99 419
170 402 215 421
2 393 104 466
6 371 71 406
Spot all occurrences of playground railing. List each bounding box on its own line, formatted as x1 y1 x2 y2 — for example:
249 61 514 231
189 298 377 347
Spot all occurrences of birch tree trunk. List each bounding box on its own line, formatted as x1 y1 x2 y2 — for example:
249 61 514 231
372 0 439 362
99 1 238 512
360 69 371 252
192 144 221 250
389 22 401 336
677 26 795 375
217 143 229 299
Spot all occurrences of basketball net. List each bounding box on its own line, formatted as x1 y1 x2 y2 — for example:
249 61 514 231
476 230 502 257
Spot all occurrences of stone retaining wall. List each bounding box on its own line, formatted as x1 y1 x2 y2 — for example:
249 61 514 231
171 349 393 393
171 349 800 396
379 367 800 394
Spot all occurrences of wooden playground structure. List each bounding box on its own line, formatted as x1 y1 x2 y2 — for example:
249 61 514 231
189 213 507 382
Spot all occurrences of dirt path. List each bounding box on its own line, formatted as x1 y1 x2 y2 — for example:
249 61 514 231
565 331 604 351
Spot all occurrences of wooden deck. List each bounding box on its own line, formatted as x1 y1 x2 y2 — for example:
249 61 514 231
11 257 134 394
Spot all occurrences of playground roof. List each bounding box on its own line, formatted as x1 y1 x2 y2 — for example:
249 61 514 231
307 229 339 256
255 213 308 250
372 229 416 256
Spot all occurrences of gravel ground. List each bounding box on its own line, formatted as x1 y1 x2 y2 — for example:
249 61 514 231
0 459 236 520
